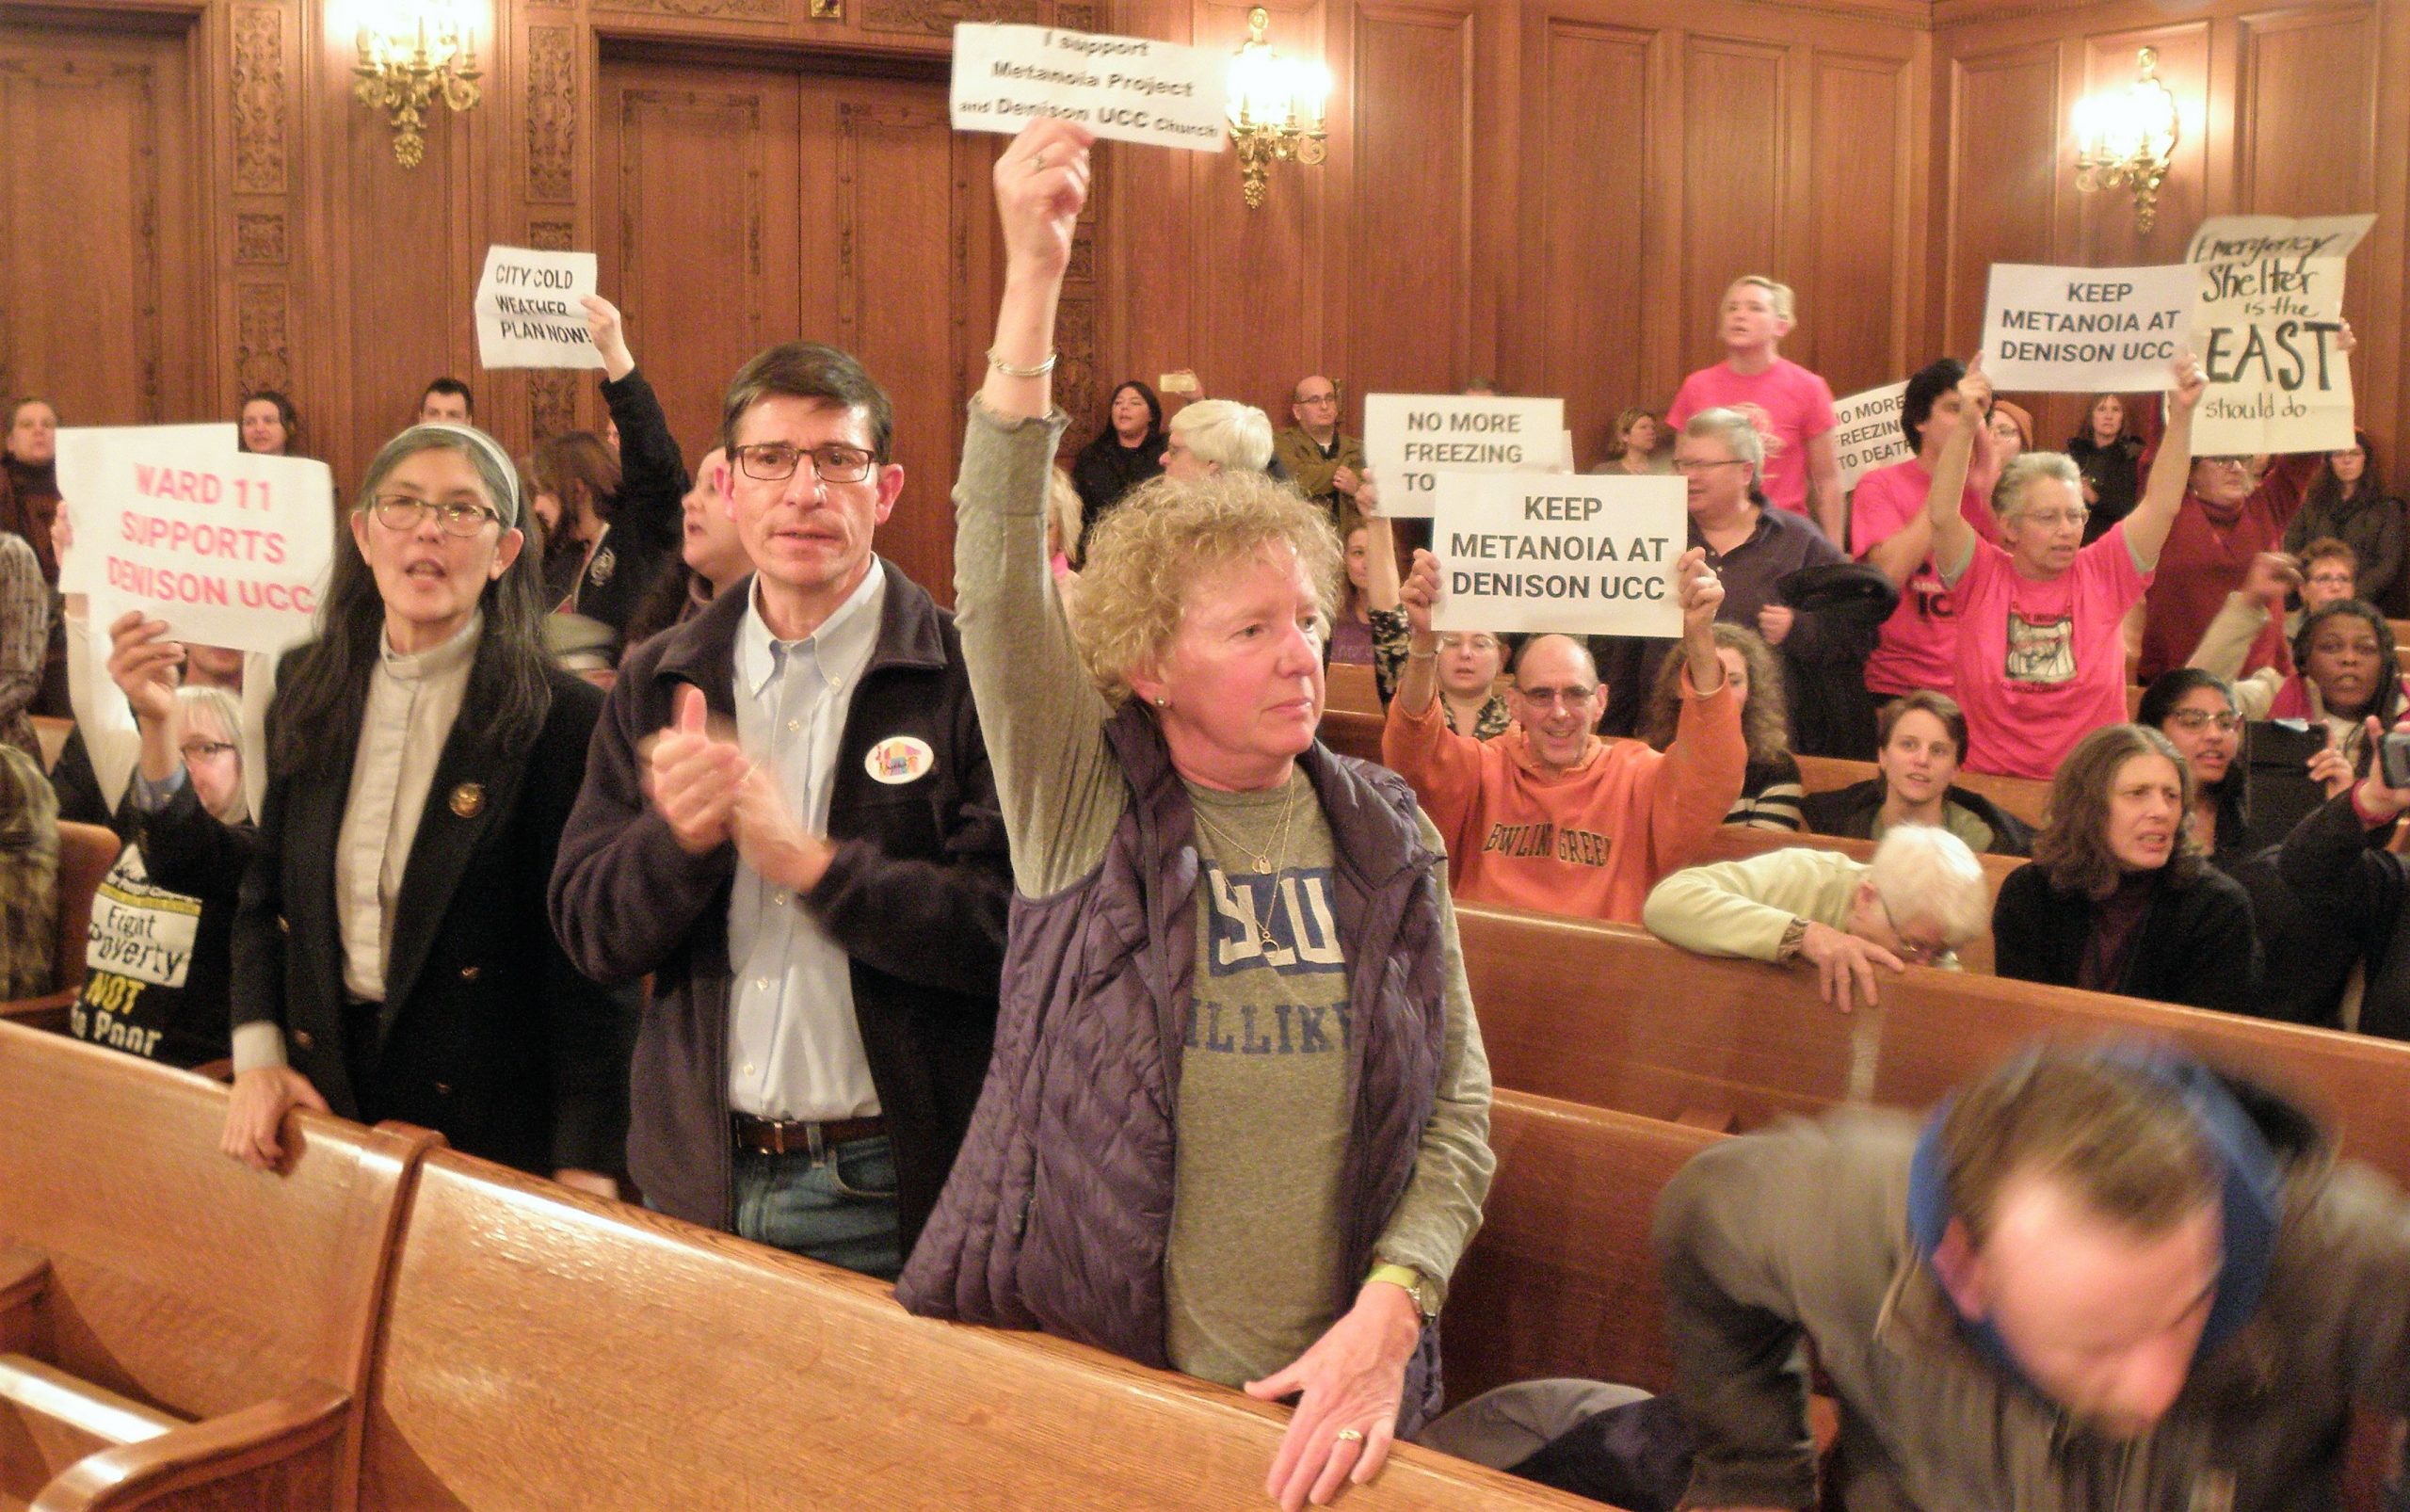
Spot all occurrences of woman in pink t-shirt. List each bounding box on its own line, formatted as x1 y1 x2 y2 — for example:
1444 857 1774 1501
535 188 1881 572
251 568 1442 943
1924 356 2205 780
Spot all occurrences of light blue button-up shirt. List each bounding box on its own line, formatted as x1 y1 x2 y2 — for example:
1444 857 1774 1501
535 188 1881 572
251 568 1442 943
726 566 887 1120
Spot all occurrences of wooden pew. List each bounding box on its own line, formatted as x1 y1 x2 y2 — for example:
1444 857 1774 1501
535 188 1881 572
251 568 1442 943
1328 660 1383 716
0 1019 433 1511
1443 1091 1718 1407
1794 754 2053 828
347 1147 1603 1512
1322 708 1386 765
1457 904 2410 1194
1686 826 2022 973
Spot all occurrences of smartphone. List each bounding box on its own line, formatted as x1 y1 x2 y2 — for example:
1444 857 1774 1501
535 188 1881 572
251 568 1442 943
2382 731 2410 789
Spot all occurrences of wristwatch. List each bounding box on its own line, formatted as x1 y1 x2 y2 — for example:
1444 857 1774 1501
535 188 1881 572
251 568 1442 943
1775 915 1812 964
1368 1261 1442 1322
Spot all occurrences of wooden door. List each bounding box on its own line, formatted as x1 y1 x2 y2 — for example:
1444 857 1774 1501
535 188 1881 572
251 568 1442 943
600 59 994 603
0 23 201 426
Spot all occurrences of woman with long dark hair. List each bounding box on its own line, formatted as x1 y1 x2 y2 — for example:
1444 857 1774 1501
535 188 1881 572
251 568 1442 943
2135 668 2247 868
239 391 302 457
1643 621 1801 829
1990 723 2257 1011
1069 379 1165 547
2284 430 2405 613
2066 392 2143 543
220 423 622 1190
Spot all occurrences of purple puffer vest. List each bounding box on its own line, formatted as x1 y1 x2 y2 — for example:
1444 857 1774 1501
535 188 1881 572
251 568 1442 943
897 700 1452 1430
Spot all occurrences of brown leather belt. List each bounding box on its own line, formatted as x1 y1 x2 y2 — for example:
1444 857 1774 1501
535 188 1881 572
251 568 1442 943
731 1111 887 1157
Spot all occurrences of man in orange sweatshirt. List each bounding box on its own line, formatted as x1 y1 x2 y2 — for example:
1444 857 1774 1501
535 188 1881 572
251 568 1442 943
1383 545 1746 924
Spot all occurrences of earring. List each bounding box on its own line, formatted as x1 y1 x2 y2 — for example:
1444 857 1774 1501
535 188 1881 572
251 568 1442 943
1154 695 1169 708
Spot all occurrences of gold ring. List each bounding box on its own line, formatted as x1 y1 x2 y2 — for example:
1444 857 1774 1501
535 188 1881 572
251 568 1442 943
1334 1427 1364 1444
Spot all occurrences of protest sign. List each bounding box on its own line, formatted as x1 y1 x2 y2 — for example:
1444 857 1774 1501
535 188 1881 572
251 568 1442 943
474 245 604 370
69 427 334 654
951 24 1226 150
1978 264 2195 393
2186 213 2375 454
1430 473 1686 638
1363 394 1566 519
1829 381 1911 491
55 424 238 594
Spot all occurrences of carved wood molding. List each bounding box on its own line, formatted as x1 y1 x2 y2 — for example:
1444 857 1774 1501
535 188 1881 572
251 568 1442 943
860 0 1043 36
529 218 575 250
527 24 576 203
230 5 285 195
235 211 287 265
591 0 781 19
235 282 290 395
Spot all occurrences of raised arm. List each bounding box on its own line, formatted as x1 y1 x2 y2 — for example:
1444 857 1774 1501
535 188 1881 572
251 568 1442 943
2120 354 2207 570
1924 362 1989 582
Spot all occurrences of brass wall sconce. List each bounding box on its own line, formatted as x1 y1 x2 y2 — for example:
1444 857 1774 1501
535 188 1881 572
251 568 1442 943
353 1 484 168
1227 6 1329 210
2072 46 2179 233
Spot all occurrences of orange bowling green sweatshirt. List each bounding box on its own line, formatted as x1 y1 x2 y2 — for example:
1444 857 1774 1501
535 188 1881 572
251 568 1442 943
1382 668 1747 925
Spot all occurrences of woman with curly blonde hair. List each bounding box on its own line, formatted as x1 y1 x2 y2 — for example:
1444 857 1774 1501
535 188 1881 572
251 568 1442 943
1641 621 1801 829
900 119 1494 1512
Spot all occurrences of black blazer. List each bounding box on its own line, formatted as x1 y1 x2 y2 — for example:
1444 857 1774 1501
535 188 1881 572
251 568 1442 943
233 655 621 1175
1991 861 2261 1014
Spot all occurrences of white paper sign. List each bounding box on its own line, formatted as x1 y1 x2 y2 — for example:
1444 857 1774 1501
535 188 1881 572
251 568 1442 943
1830 382 1912 492
70 428 334 654
474 245 604 370
2186 213 2375 454
1430 474 1686 638
55 424 239 594
950 24 1227 150
1363 394 1566 519
1978 264 2196 393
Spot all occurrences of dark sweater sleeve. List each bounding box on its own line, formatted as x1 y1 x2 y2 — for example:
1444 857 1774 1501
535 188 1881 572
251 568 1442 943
123 775 252 904
2277 790 2402 943
2157 872 2262 1014
230 762 290 1035
521 679 629 1172
1989 864 2061 987
600 367 689 557
800 692 1011 1001
547 657 738 988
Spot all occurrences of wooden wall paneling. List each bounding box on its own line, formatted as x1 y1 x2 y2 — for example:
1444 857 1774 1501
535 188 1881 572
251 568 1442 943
223 0 296 421
2237 4 2396 452
1347 1 1473 417
1678 34 1789 379
1520 14 1656 466
1938 43 2060 357
1806 50 1916 394
0 22 200 426
520 6 584 447
1191 0 1326 419
596 62 801 475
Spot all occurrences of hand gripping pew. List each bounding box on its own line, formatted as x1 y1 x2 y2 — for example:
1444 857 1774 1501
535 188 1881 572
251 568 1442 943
0 1019 433 1512
343 1148 1612 1512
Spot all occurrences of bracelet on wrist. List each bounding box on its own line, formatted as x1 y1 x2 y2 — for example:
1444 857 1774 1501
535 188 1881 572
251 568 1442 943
987 347 1057 378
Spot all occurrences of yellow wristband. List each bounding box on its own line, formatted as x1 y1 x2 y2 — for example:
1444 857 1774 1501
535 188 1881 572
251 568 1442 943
1366 1262 1421 1291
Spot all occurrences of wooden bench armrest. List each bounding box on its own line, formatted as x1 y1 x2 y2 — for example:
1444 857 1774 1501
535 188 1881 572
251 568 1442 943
0 989 76 1034
31 1382 349 1512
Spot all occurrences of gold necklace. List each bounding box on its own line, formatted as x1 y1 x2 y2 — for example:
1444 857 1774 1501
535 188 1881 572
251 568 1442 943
1192 787 1300 952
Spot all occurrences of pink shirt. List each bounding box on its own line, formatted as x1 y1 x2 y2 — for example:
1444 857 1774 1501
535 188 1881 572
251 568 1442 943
1668 357 1838 519
1850 457 1997 698
1945 522 2152 780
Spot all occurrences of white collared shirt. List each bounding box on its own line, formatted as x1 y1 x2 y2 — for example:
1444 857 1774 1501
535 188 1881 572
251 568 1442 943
726 565 887 1120
335 614 482 1003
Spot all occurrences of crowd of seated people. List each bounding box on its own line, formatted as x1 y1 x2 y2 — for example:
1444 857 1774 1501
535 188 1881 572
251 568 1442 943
16 108 2410 1512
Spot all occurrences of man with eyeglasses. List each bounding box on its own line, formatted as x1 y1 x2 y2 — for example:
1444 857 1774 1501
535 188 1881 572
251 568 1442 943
1270 374 1367 522
1383 544 1746 925
552 340 1010 1279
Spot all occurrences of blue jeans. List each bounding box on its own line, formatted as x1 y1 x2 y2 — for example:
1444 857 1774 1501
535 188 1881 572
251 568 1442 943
731 1134 903 1279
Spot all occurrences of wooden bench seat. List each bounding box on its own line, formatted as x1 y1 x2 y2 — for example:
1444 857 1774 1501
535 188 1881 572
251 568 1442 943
1458 904 2410 1193
1443 1092 1718 1407
350 1148 1603 1512
0 1020 430 1512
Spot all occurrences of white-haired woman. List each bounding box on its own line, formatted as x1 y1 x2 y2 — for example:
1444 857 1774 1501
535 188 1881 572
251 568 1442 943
1643 824 1992 1010
899 119 1493 1512
1165 396 1276 477
1923 356 2202 779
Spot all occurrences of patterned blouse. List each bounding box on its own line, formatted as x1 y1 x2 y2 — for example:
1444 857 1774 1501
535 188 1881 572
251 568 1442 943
1369 608 1511 741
